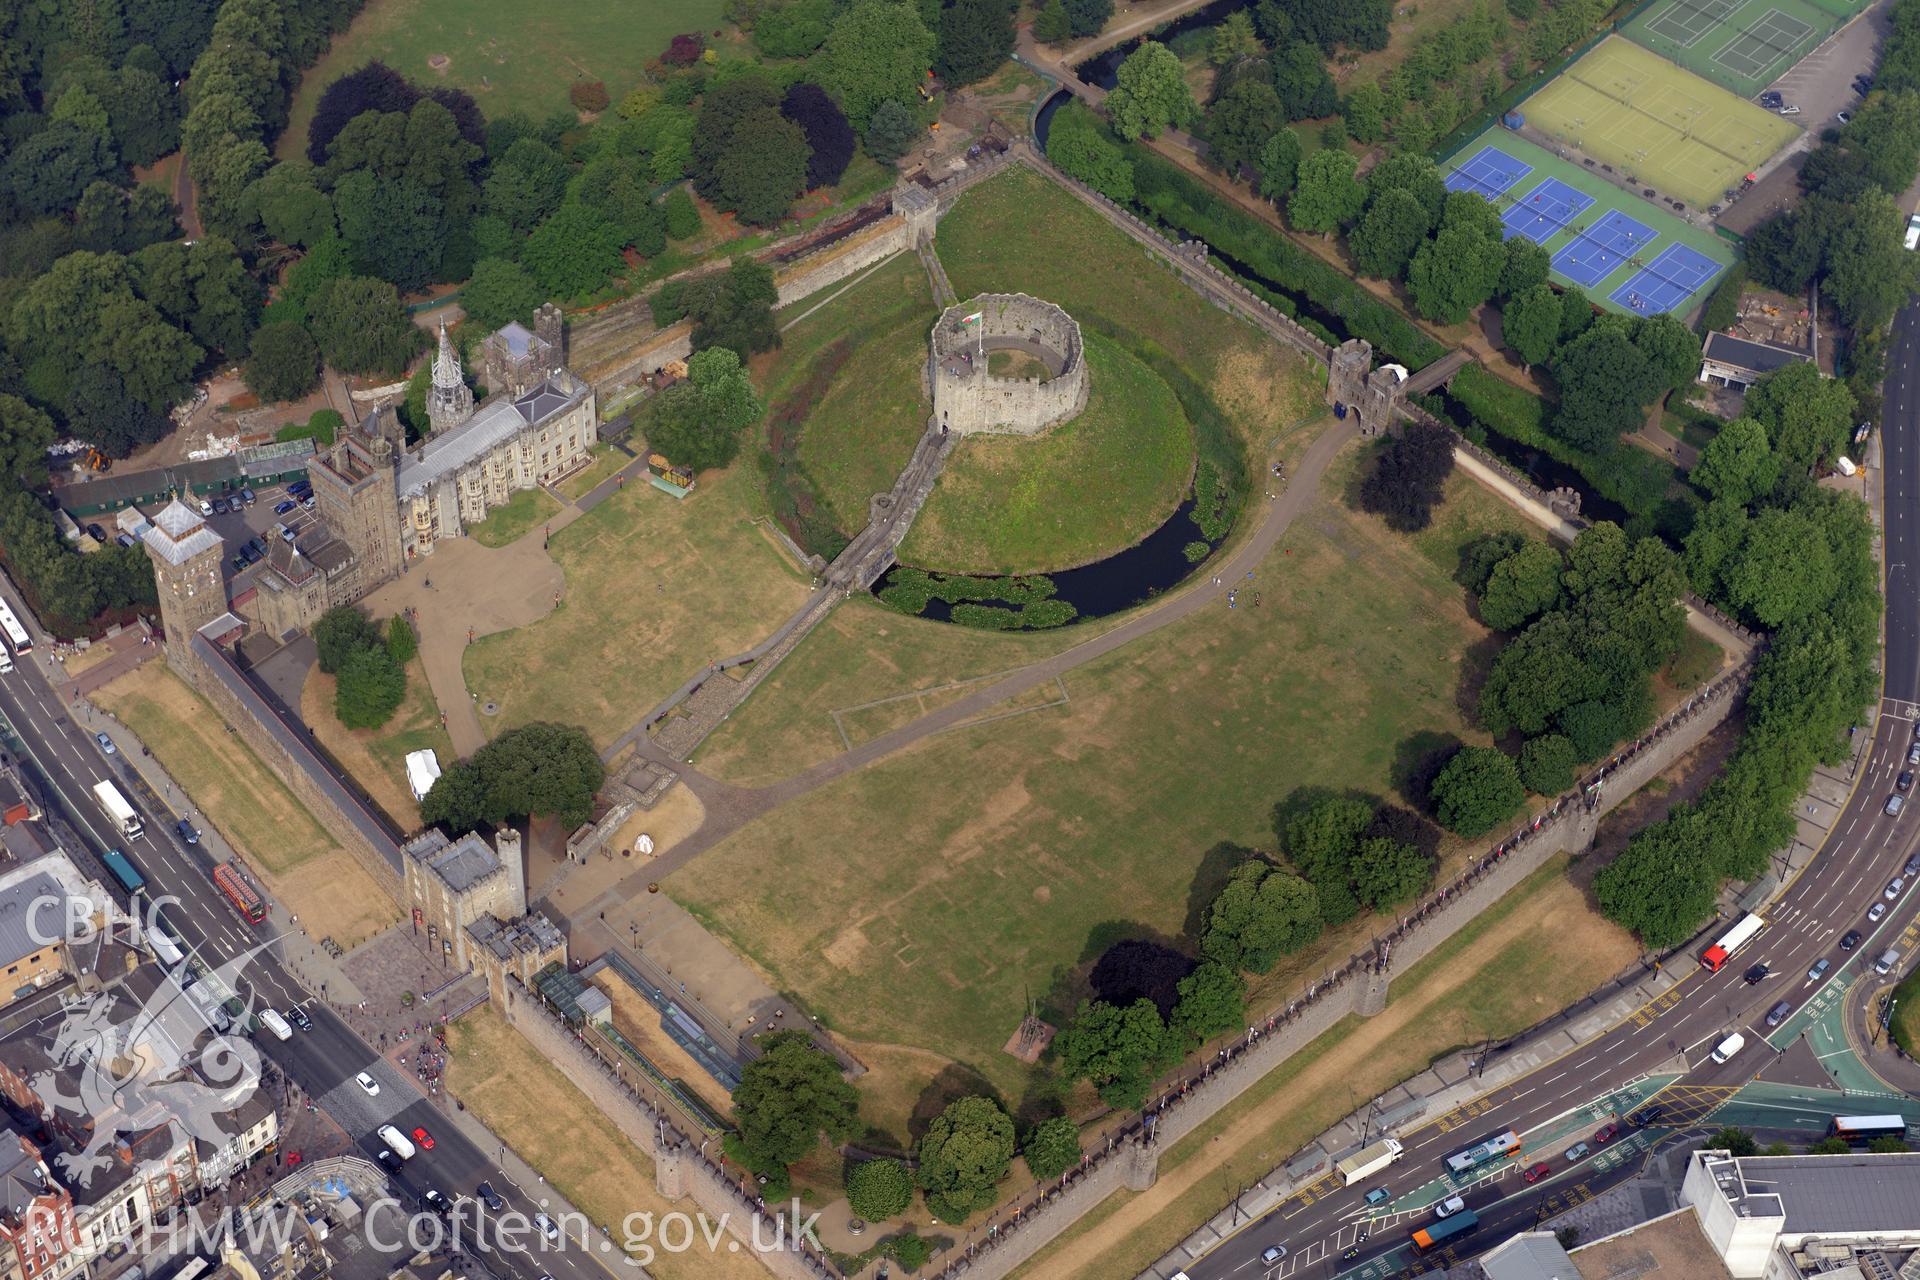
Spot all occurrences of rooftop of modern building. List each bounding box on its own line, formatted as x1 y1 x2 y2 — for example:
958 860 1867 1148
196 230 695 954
1569 1208 1736 1279
1700 1151 1920 1235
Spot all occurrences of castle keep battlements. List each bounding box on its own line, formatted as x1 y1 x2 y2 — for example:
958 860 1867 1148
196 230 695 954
930 294 1089 436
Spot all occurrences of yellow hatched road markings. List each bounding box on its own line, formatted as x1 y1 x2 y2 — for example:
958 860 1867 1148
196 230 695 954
1628 986 1686 1028
1635 1082 1739 1126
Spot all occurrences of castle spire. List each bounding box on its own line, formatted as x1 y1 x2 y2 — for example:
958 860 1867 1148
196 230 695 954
426 318 475 434
432 319 462 389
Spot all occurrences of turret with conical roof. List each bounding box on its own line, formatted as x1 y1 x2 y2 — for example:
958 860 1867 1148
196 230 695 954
426 320 474 435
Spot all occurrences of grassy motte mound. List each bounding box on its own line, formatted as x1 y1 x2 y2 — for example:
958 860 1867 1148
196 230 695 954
902 333 1192 575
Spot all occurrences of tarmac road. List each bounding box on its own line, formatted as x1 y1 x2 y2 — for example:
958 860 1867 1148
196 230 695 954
1183 305 1920 1280
0 625 609 1280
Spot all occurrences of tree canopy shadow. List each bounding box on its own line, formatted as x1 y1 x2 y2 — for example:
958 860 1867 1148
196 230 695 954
1391 729 1463 817
906 1063 1006 1146
1181 840 1260 943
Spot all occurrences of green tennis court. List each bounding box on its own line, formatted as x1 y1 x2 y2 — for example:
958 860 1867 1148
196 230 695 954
1523 37 1800 207
1621 0 1852 95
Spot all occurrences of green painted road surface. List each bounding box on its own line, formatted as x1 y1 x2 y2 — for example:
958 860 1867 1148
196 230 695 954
1712 1080 1920 1134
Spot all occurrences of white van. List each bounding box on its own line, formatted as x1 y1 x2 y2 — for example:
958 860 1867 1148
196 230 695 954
256 1009 293 1040
1710 1032 1745 1064
378 1125 416 1160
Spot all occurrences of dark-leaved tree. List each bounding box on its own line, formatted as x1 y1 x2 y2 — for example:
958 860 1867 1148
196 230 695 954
1358 420 1456 532
781 83 856 189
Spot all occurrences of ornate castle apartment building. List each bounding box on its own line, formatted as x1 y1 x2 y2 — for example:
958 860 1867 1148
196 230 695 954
179 305 597 639
398 305 596 557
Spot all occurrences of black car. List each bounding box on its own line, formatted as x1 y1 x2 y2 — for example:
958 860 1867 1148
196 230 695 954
86 523 107 542
1760 90 1783 105
1840 929 1863 951
476 1182 507 1212
376 1149 403 1173
287 1005 311 1031
174 818 199 845
422 1189 450 1215
1629 1104 1666 1127
1899 771 1913 793
1744 963 1770 984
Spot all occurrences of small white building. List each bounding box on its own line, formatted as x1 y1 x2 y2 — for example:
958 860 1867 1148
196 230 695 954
405 749 442 802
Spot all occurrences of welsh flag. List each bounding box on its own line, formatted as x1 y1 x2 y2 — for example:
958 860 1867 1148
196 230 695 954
961 312 982 325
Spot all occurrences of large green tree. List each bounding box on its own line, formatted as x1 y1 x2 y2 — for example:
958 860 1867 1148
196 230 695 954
307 276 419 374
1349 835 1430 909
645 347 766 472
1106 41 1195 140
1430 746 1525 837
420 721 606 832
1204 79 1283 180
821 0 936 130
1479 541 1563 632
459 258 545 333
1501 283 1563 370
244 322 321 403
335 646 407 729
1021 1116 1082 1180
1054 999 1172 1109
1348 186 1431 280
917 1096 1015 1221
730 1029 860 1170
1200 858 1324 969
1170 960 1246 1044
845 1157 913 1220
1407 222 1505 323
935 0 1016 86
1288 149 1365 235
522 204 624 299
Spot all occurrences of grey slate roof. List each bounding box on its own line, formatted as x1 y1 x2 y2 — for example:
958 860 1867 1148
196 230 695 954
395 377 588 499
497 322 535 357
1482 1232 1578 1279
1703 331 1809 376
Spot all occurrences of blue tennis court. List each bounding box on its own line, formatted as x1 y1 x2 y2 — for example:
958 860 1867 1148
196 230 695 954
1445 145 1533 199
1609 243 1724 314
1501 178 1596 244
1552 209 1660 287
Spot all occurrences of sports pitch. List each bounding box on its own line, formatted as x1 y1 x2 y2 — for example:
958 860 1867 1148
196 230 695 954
1522 37 1800 208
1444 130 1736 315
1621 0 1866 96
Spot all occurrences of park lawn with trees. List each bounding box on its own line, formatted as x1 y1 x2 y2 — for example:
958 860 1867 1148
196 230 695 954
900 334 1195 574
669 448 1540 1132
461 458 812 748
282 0 731 154
1005 855 1639 1279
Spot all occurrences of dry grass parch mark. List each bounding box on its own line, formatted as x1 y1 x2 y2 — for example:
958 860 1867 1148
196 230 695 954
669 443 1541 1119
589 969 737 1118
92 662 397 949
447 1006 770 1280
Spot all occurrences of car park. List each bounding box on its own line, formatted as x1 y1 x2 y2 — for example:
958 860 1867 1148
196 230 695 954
1808 958 1830 982
274 499 296 515
213 496 231 515
1260 1246 1287 1263
174 818 199 845
1766 999 1793 1026
1564 1142 1590 1162
1524 1162 1552 1183
279 525 296 544
239 487 256 506
1889 877 1908 900
355 1072 379 1096
1760 90 1782 106
197 499 213 516
1869 902 1887 923
1593 1122 1621 1144
1841 929 1862 951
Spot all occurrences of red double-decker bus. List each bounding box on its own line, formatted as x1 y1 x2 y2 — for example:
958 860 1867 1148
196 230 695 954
212 863 267 925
